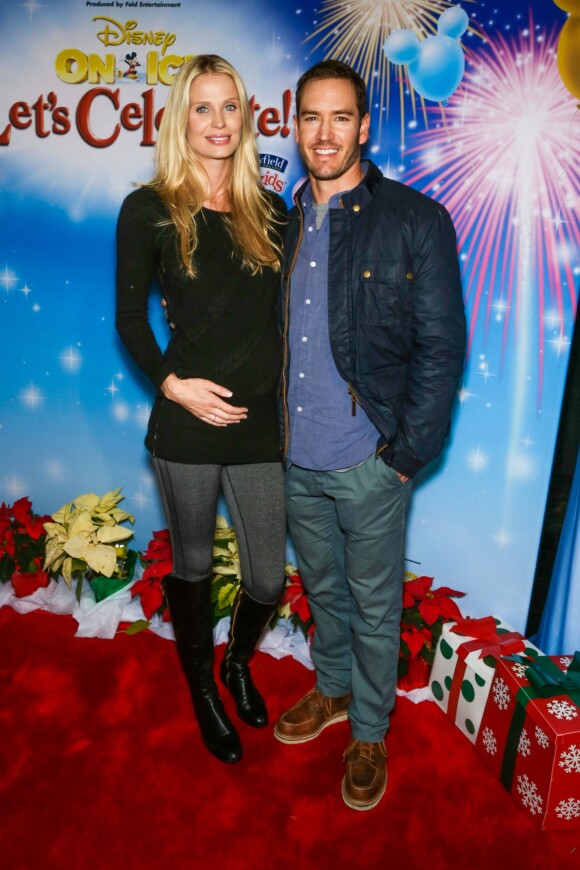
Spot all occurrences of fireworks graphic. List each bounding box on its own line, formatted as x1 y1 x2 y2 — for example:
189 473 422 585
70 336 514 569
305 0 474 135
403 17 580 535
404 20 580 395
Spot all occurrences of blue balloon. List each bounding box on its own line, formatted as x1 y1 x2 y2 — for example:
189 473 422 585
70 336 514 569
438 6 469 40
408 35 465 102
383 29 419 65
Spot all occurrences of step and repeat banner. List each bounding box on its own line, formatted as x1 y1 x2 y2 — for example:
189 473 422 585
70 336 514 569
1 0 578 630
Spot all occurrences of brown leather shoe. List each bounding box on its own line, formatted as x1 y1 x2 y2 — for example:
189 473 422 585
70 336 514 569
341 739 388 811
274 687 351 744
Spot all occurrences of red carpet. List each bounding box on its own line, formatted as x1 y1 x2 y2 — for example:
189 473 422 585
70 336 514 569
1 607 579 869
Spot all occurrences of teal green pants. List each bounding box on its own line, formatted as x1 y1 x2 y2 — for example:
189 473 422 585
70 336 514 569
285 455 412 742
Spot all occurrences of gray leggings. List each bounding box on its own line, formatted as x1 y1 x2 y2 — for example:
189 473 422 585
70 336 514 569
153 458 286 605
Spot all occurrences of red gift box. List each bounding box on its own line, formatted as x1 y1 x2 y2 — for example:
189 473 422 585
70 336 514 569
475 651 580 830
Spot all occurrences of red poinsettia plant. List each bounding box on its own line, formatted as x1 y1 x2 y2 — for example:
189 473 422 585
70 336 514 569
271 564 314 637
130 529 173 623
398 573 465 688
0 497 52 598
132 518 246 629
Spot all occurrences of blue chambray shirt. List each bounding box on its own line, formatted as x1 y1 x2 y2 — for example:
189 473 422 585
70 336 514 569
287 180 379 471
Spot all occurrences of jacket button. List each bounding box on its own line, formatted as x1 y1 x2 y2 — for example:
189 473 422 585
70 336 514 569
363 269 371 278
352 204 361 213
406 272 413 280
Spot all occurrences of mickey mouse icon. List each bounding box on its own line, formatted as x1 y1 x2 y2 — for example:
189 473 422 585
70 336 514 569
122 52 141 79
384 5 469 103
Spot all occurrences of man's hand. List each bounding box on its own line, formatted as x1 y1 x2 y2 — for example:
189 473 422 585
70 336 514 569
161 373 248 427
395 471 410 484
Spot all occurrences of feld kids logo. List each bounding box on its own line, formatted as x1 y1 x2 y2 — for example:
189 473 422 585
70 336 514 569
259 154 289 195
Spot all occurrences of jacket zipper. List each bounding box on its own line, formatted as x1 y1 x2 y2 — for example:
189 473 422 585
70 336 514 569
347 383 358 416
348 382 389 457
281 201 305 460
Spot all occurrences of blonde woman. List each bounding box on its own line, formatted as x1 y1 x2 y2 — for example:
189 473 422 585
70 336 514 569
116 55 287 764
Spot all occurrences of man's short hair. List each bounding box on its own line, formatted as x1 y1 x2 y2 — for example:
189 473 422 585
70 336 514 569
295 60 368 119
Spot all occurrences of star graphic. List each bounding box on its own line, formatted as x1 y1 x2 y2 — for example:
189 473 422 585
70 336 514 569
548 210 567 231
133 489 150 510
493 530 511 548
467 446 488 472
106 380 120 397
5 474 26 498
60 347 82 373
112 401 130 421
544 308 563 330
0 265 18 292
20 283 32 299
22 0 45 18
458 387 476 403
549 333 570 358
19 383 44 410
520 433 534 450
491 298 510 321
477 363 497 385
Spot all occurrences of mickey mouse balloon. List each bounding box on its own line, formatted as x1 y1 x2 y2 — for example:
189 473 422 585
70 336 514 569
384 5 469 103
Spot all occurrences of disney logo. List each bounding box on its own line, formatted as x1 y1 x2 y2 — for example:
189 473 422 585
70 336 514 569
94 17 176 56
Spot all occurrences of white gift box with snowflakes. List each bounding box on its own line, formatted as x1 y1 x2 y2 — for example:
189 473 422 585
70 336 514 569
475 653 580 830
429 616 539 744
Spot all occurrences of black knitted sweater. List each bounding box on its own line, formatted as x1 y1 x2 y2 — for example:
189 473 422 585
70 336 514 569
116 185 286 464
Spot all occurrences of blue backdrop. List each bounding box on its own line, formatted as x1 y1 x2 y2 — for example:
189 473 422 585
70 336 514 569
1 0 578 633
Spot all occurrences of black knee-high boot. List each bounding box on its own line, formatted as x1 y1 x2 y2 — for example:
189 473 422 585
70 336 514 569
220 588 273 728
163 575 242 764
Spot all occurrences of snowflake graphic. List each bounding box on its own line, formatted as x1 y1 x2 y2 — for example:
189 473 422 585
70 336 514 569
482 726 497 755
547 700 579 721
555 797 580 821
534 726 550 750
559 657 573 668
559 745 580 774
492 678 510 711
518 728 531 758
511 663 528 680
517 774 544 816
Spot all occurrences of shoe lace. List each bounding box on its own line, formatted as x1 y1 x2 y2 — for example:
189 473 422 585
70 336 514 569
343 739 386 765
306 689 323 713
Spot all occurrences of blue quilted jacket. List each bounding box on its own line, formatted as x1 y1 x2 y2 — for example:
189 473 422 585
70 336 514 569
279 160 466 478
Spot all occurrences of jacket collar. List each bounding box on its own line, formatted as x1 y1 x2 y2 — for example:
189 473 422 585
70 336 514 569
293 159 382 213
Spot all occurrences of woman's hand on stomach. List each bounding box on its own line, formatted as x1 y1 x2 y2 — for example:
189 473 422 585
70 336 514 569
161 373 248 427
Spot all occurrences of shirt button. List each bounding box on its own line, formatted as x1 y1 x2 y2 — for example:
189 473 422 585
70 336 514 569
301 336 308 342
310 261 316 267
297 406 303 412
299 372 305 378
363 269 371 278
352 204 361 213
305 299 311 305
406 272 414 280
308 226 313 232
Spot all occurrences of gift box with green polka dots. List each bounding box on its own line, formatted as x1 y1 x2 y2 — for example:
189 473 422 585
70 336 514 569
430 616 542 744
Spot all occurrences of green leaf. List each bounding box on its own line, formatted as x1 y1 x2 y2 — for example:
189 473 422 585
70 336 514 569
96 524 133 544
97 488 123 511
73 493 101 512
75 575 84 603
84 543 117 577
217 582 237 611
215 514 230 530
51 503 72 525
123 619 150 635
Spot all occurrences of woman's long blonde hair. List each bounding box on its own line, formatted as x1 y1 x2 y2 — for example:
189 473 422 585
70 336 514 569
150 54 282 276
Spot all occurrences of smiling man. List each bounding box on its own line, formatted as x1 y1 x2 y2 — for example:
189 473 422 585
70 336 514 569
274 60 466 811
